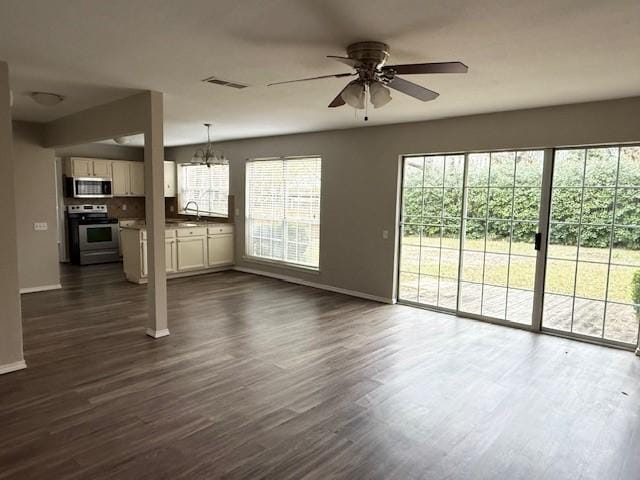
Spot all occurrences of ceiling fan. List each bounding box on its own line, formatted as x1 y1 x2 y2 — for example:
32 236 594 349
268 41 468 118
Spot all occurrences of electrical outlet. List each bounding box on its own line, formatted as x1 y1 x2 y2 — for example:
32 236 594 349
122 204 127 211
382 229 389 240
34 222 48 231
235 208 240 216
169 205 175 212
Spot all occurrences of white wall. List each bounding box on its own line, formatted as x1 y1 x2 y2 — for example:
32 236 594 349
12 121 60 291
167 97 640 301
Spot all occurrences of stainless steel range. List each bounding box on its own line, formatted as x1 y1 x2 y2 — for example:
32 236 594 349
67 205 120 265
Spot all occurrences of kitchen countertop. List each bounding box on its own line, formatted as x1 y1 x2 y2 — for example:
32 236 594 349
120 219 232 230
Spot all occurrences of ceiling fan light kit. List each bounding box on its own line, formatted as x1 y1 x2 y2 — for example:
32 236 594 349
341 82 365 109
369 82 392 109
269 41 468 120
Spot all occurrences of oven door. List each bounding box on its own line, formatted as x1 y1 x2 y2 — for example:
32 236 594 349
79 223 119 251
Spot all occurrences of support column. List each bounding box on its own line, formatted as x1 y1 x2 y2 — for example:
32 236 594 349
0 61 26 374
144 91 168 338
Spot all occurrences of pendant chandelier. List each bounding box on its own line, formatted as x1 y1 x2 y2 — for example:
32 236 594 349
191 123 227 167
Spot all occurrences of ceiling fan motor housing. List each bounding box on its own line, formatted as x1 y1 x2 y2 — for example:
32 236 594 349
347 42 390 69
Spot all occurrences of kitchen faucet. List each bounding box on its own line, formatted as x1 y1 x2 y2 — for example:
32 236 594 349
184 201 200 220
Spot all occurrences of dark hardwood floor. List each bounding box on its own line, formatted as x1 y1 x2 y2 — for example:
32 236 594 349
1 263 639 479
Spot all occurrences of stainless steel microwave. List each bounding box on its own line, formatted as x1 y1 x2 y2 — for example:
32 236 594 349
65 177 113 198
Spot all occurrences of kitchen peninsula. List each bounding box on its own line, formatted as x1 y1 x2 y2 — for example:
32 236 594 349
121 220 234 284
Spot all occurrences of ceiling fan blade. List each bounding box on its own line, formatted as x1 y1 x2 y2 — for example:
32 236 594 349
268 72 353 86
327 55 359 68
387 76 439 102
384 61 468 75
328 81 355 108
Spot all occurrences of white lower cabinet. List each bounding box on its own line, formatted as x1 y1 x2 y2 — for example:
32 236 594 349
208 234 233 266
122 224 233 284
140 237 177 277
166 238 178 273
141 241 148 277
177 237 206 271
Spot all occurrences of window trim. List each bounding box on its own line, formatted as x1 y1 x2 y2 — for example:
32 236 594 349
244 155 322 271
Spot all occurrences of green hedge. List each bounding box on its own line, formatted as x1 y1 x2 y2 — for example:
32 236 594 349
633 271 640 315
402 148 640 248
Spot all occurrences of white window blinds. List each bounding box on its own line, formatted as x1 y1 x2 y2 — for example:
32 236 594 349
246 157 321 269
178 164 229 217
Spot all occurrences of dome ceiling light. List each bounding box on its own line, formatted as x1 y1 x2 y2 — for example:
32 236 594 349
29 91 65 106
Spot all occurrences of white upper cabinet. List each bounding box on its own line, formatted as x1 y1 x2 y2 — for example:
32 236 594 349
65 157 112 178
164 161 176 197
68 158 92 177
111 161 130 196
129 162 145 196
111 161 145 197
92 159 112 178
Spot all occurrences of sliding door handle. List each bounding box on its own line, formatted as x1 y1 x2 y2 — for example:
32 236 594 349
534 232 542 251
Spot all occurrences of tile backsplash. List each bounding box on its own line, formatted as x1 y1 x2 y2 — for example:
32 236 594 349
64 196 234 222
64 197 146 219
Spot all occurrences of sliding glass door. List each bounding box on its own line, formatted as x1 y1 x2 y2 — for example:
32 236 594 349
542 146 640 346
398 145 640 349
398 154 464 310
458 150 544 325
399 150 544 326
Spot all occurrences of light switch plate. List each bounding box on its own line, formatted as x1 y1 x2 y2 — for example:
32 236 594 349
122 204 127 211
382 229 389 240
34 222 48 231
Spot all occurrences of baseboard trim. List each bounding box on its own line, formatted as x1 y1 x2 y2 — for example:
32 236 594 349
0 360 27 375
128 266 233 284
19 284 62 294
233 266 393 304
146 328 170 339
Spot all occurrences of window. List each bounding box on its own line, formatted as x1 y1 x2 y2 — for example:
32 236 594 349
246 157 321 269
177 164 229 217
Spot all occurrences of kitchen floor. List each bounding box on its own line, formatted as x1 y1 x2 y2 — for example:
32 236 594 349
1 264 639 479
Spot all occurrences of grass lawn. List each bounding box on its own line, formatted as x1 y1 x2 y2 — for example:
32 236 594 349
400 236 640 304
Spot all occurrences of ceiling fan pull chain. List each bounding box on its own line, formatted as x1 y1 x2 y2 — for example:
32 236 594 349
364 83 369 122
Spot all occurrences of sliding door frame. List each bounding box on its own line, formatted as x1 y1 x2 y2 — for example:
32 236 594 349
397 146 639 352
531 148 554 331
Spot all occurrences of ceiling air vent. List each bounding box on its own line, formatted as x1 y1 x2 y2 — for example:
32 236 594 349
202 76 248 89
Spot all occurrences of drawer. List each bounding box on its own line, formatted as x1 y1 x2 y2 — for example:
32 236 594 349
208 225 234 235
119 220 138 227
177 227 207 238
141 229 177 240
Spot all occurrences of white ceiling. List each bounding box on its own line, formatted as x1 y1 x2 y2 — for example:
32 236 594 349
1 0 639 146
